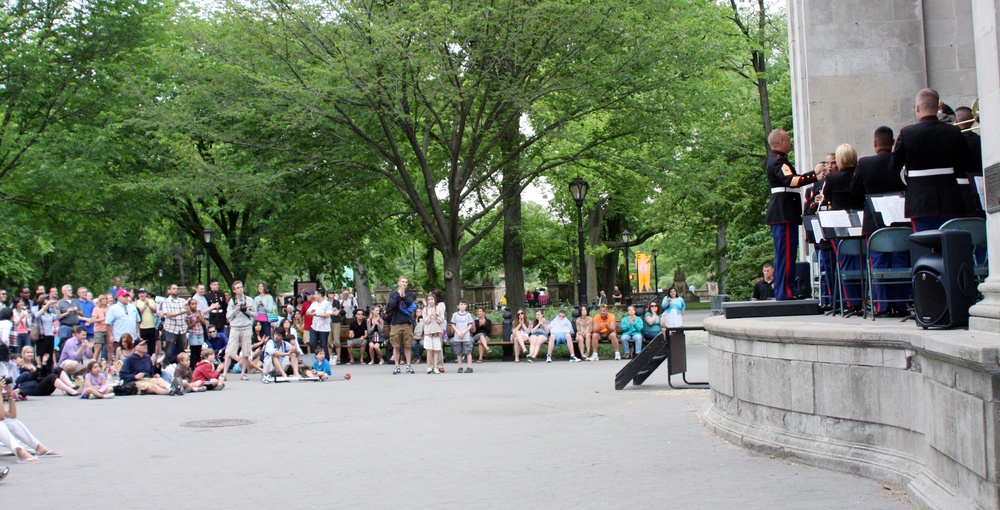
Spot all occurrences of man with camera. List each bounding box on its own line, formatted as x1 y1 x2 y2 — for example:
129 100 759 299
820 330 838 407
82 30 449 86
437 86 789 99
220 281 256 380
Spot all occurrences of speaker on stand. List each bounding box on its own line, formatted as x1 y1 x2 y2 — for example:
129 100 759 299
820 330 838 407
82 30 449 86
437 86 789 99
910 229 976 329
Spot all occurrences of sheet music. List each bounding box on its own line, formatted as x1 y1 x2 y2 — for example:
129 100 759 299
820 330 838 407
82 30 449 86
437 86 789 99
871 195 907 225
975 175 986 210
810 218 825 241
817 210 852 228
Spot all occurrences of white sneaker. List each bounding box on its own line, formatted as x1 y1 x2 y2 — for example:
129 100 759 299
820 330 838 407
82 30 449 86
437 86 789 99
545 355 552 363
332 355 339 365
590 352 599 362
614 352 622 361
570 356 582 362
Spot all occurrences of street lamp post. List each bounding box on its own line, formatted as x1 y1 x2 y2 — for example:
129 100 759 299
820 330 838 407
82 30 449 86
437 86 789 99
157 267 164 296
203 228 214 284
569 177 589 307
652 249 659 294
194 250 204 286
621 230 632 305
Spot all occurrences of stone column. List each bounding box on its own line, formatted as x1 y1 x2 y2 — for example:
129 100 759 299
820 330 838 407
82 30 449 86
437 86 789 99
969 0 1000 333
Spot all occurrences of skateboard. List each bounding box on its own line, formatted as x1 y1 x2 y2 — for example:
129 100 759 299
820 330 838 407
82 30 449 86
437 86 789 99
261 373 351 383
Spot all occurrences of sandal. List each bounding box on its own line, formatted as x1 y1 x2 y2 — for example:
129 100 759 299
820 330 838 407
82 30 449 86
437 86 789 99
240 375 249 381
16 457 41 464
37 450 61 457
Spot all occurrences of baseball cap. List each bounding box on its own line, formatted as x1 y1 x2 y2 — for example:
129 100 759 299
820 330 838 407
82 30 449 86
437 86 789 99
138 288 147 293
117 289 129 297
305 289 315 295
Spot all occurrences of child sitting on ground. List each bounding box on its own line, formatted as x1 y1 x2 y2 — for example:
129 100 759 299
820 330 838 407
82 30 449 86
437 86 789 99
173 352 202 393
81 361 114 399
306 349 331 381
191 349 224 391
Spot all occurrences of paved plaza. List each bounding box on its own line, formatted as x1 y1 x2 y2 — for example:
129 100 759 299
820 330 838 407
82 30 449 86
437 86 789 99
3 311 913 509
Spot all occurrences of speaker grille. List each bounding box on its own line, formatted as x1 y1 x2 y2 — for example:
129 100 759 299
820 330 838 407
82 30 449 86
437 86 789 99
914 270 947 326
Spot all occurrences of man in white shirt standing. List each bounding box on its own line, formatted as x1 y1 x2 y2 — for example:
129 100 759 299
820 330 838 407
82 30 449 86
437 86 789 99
308 289 334 362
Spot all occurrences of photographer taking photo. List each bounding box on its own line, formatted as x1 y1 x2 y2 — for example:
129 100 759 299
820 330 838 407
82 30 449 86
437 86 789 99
220 281 256 380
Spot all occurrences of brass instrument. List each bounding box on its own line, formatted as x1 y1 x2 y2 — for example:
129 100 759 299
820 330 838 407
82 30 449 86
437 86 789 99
960 98 981 132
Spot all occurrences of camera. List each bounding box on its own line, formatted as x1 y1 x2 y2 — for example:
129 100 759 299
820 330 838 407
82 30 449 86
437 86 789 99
240 303 248 313
1 376 12 386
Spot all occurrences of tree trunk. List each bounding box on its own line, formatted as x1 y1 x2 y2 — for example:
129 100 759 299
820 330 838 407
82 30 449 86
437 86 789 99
585 201 606 306
353 261 372 310
443 254 462 318
502 174 525 313
716 222 728 294
424 245 438 291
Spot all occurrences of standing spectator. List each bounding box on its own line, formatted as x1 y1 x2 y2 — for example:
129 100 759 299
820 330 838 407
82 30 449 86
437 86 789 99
12 299 31 352
0 288 6 307
326 289 343 363
104 289 140 365
186 298 208 367
308 289 333 362
340 286 357 319
108 277 122 298
576 306 594 360
220 281 256 380
619 305 643 359
386 275 416 375
254 283 276 337
76 287 95 343
547 309 580 363
0 309 13 353
31 295 57 371
612 286 623 305
511 309 530 363
90 295 110 363
19 287 34 309
55 285 81 356
662 287 686 330
158 284 188 365
204 280 227 337
134 288 159 350
422 292 445 374
471 307 492 364
300 290 315 355
450 300 474 373
591 304 619 361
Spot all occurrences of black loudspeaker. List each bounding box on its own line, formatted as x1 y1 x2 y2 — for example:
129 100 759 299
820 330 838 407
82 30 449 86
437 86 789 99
794 261 811 298
910 229 976 329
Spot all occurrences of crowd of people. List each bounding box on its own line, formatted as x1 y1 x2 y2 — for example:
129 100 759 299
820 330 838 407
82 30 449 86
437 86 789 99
0 273 689 468
763 88 984 314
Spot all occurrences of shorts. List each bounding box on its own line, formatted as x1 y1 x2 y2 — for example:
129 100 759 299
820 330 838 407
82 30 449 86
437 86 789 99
225 327 253 358
472 332 489 345
266 355 291 374
58 359 81 372
452 340 472 355
136 378 161 394
551 333 572 346
423 335 442 351
347 338 366 349
188 332 205 347
93 331 108 345
389 324 413 349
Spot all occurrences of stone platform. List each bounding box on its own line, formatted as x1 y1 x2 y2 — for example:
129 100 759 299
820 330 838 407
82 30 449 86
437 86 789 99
703 311 1000 510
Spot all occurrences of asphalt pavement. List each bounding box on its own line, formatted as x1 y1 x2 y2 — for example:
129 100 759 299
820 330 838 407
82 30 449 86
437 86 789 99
1 309 913 509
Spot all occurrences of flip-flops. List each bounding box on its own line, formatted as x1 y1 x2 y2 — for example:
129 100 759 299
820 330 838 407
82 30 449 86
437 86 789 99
38 451 61 458
16 457 41 464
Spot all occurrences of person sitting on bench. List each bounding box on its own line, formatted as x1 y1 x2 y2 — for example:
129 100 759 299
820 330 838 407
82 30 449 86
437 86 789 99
264 328 299 378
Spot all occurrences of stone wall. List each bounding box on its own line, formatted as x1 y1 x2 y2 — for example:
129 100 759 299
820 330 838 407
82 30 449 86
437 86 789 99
703 316 1000 510
789 0 977 171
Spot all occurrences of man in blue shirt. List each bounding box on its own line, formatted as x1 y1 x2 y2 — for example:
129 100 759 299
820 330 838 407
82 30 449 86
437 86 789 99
119 340 169 395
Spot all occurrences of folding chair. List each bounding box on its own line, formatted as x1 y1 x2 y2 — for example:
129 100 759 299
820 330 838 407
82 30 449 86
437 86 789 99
866 227 912 320
834 239 865 317
941 217 988 282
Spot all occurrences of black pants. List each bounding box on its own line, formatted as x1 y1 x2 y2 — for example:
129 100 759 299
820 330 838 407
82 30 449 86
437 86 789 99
35 335 54 371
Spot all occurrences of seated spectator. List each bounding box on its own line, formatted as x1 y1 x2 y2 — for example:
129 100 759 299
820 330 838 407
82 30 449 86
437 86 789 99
191 349 224 390
511 309 530 363
642 302 662 345
366 307 386 365
526 310 549 362
590 304 619 361
307 349 331 381
80 361 114 399
619 305 643 359
263 329 299 378
14 346 78 397
172 352 203 393
471 307 492 364
546 309 580 363
119 340 169 395
57 326 93 377
206 326 228 358
346 309 367 364
576 306 594 360
0 379 61 464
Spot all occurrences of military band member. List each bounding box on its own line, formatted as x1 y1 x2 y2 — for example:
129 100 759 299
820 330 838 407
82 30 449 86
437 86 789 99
765 129 817 300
